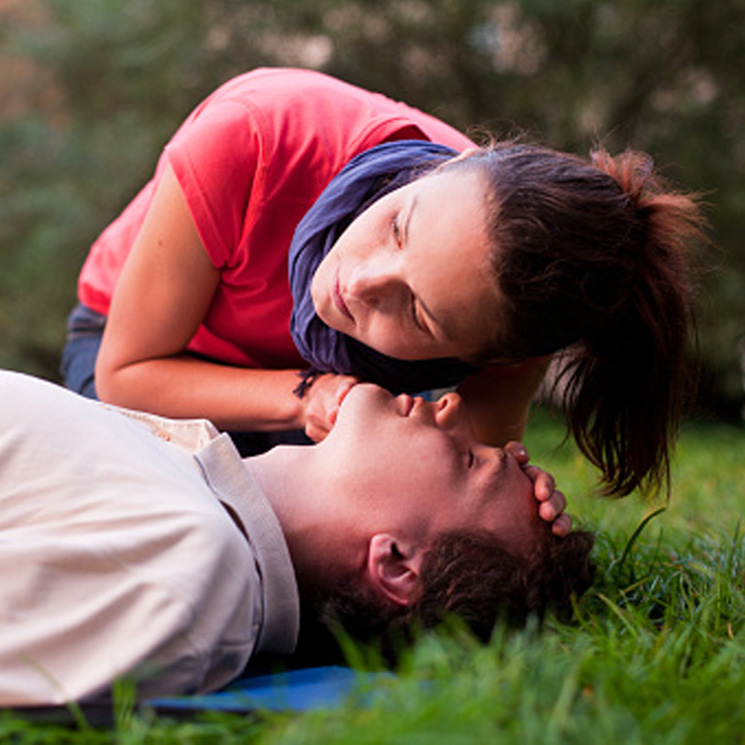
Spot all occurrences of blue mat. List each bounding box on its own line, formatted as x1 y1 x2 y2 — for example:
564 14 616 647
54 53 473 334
144 666 394 714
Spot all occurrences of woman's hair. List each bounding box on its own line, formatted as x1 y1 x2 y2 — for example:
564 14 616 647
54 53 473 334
445 144 707 497
305 526 595 661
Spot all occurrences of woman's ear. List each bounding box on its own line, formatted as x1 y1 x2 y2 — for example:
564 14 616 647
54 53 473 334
367 533 424 607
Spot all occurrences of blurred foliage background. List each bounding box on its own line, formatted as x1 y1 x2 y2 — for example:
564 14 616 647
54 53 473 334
1 0 743 417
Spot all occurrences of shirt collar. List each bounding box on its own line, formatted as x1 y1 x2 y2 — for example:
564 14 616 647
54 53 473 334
194 434 300 656
101 404 300 655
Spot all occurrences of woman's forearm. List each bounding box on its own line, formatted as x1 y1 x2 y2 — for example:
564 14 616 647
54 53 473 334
457 357 551 447
95 354 306 431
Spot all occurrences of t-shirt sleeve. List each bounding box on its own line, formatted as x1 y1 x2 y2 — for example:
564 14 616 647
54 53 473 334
165 98 264 270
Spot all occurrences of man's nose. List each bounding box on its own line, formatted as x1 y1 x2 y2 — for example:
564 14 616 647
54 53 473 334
434 392 467 429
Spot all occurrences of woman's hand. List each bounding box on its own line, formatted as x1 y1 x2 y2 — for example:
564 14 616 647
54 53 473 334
301 373 359 442
504 441 572 537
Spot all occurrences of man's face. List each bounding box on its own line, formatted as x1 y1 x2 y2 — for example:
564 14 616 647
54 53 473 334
319 384 543 558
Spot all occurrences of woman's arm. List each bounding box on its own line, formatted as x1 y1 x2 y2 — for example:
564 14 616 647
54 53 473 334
96 164 339 432
456 358 551 446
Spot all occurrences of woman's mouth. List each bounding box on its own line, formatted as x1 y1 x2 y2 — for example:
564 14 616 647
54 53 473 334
333 271 354 322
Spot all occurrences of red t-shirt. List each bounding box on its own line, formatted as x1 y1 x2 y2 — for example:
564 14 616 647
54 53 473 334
78 67 475 369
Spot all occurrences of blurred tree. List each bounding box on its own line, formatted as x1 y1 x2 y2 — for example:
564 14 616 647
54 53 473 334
0 0 743 415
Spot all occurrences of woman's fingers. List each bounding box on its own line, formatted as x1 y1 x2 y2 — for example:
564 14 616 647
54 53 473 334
550 512 573 537
302 373 359 441
538 488 567 522
504 440 530 466
507 445 572 534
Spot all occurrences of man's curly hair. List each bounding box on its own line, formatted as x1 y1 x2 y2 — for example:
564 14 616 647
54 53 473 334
308 526 595 656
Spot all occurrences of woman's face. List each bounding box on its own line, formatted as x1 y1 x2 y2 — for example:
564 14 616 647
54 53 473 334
310 168 501 361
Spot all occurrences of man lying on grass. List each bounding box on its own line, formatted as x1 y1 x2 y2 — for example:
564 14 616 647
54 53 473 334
0 371 594 707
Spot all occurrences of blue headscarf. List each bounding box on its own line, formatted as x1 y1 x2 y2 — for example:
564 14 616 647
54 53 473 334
288 140 478 395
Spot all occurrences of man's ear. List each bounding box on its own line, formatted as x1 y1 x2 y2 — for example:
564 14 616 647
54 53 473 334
367 533 424 607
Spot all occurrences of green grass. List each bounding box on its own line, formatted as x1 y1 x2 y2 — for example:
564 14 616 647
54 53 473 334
3 410 745 744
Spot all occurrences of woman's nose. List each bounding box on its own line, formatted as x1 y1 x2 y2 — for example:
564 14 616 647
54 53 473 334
347 262 401 308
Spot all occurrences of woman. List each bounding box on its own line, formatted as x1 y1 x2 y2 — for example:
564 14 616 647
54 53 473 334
62 67 705 496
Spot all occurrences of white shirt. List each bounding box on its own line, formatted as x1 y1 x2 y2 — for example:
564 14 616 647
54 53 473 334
0 371 299 707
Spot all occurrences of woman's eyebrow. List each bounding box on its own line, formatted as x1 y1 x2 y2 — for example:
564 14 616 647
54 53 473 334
418 295 452 341
403 194 456 341
403 195 417 246
419 289 461 343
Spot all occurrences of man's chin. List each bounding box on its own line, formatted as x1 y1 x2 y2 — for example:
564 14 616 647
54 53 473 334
339 383 391 415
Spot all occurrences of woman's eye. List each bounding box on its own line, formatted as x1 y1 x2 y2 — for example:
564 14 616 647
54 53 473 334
392 214 402 246
466 450 475 468
410 295 427 332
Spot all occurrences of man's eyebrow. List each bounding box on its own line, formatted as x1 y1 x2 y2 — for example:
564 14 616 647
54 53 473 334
487 453 509 493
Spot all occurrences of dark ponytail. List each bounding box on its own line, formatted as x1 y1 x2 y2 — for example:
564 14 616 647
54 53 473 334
565 149 704 496
448 144 706 496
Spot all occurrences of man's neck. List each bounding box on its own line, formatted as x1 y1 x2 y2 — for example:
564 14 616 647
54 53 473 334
243 445 314 531
242 444 366 593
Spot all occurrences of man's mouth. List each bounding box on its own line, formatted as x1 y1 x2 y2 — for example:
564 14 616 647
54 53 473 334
395 394 423 417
